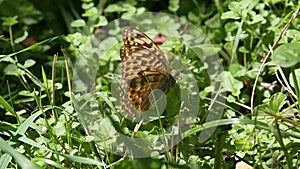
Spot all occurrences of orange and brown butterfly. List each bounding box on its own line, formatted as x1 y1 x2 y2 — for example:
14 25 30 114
120 27 176 117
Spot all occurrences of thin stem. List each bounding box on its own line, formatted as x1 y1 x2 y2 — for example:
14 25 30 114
250 7 300 111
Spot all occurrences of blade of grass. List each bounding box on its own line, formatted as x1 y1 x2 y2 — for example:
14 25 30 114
273 120 292 169
32 158 68 169
0 95 20 124
19 135 104 166
0 95 15 117
231 20 243 63
0 37 59 59
15 109 47 135
0 153 12 169
0 137 41 169
182 118 300 139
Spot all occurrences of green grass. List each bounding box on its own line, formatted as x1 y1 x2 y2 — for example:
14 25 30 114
0 0 300 168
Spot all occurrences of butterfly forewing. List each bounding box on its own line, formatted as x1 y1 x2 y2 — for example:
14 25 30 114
120 27 174 117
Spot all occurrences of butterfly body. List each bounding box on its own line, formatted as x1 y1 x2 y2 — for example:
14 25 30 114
120 27 175 117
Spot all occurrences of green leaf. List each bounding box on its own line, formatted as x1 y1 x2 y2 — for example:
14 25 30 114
165 84 180 119
82 7 97 17
249 14 265 24
104 4 122 13
71 19 86 27
205 14 221 28
221 11 240 20
218 71 243 96
23 59 36 68
93 16 108 27
286 29 300 40
18 136 51 152
1 16 18 27
97 92 116 112
31 158 67 169
60 154 104 166
14 31 29 44
82 2 94 10
269 93 286 113
224 22 239 32
18 90 38 97
53 122 66 137
0 95 15 117
0 137 41 169
228 2 241 12
4 64 24 76
0 153 12 169
272 42 300 68
0 37 59 59
41 66 48 90
191 44 221 56
289 68 300 89
228 64 246 77
182 118 268 139
227 95 236 102
16 110 44 135
121 4 136 12
188 12 199 23
168 0 179 12
200 86 215 98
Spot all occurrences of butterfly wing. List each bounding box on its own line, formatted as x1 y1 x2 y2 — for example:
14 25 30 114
120 27 173 117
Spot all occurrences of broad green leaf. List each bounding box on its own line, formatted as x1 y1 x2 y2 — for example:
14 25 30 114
122 4 136 12
205 14 221 28
136 7 146 14
1 16 18 27
229 64 246 77
23 59 36 68
168 0 179 12
218 71 243 96
82 2 94 10
249 14 265 24
53 122 66 137
82 7 97 17
272 42 300 68
104 4 122 13
4 64 24 76
224 22 240 32
227 95 236 102
221 11 240 20
269 93 286 113
188 12 199 22
93 16 108 27
71 19 86 27
228 2 241 13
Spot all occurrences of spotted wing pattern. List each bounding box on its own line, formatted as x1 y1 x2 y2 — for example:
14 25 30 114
120 27 174 117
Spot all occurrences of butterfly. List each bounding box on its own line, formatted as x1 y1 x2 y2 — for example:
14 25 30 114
120 27 175 117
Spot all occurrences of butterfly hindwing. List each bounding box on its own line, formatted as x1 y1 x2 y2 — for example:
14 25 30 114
120 27 174 117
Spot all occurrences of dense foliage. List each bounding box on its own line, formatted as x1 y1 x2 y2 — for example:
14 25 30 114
0 0 300 168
